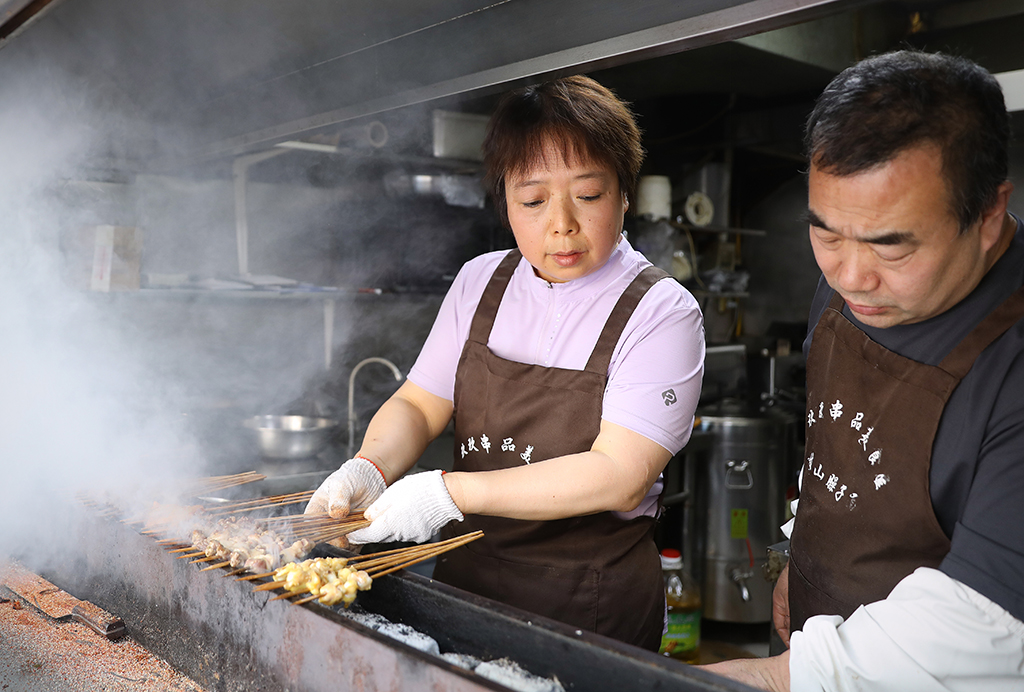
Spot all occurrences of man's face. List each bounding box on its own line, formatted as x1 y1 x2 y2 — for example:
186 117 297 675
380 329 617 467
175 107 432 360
807 144 992 328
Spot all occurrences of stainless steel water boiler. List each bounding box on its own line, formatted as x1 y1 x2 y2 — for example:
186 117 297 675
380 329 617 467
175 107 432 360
697 414 789 623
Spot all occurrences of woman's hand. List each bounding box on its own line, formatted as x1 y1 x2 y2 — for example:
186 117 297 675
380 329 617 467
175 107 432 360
305 457 387 519
346 470 463 544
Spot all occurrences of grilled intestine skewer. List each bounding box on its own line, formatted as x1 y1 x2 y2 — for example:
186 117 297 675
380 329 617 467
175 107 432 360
187 516 315 572
258 557 373 607
253 531 486 608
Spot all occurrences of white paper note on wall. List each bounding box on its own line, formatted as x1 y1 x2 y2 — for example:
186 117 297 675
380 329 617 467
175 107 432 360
90 225 115 292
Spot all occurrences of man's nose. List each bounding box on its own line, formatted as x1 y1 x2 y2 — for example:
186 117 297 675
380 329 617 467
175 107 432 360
834 245 879 294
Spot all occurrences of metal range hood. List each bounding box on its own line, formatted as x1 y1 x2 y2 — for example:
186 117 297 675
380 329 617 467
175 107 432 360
0 0 869 168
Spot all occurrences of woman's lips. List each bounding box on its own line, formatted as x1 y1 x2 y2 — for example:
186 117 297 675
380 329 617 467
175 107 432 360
551 251 583 268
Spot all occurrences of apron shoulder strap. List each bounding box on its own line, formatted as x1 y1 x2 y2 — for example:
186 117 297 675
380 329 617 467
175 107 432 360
467 249 522 345
939 286 1024 378
585 265 671 375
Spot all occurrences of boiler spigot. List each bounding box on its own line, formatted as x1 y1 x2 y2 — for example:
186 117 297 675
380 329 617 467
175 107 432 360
731 567 754 602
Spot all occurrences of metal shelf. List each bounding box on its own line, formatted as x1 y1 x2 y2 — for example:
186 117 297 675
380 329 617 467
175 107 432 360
669 221 767 236
131 287 379 300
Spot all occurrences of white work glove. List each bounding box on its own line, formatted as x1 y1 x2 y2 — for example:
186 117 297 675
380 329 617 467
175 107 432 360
346 470 464 545
304 457 387 519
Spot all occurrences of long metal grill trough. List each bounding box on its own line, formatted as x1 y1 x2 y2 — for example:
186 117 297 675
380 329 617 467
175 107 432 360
38 510 754 692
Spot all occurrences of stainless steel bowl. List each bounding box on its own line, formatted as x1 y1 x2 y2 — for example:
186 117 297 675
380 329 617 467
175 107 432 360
243 415 339 459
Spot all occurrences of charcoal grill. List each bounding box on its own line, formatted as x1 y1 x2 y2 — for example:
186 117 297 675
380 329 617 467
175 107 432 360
39 510 755 692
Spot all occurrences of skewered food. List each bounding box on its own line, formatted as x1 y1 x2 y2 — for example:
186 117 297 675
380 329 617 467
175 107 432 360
189 516 315 572
274 557 372 607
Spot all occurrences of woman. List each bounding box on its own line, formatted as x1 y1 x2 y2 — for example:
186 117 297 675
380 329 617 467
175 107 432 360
306 75 704 650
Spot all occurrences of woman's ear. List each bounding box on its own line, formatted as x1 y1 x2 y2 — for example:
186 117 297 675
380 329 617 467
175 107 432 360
623 192 629 211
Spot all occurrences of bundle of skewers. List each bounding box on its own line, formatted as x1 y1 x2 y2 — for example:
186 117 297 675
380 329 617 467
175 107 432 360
158 489 371 572
79 471 483 611
246 531 485 607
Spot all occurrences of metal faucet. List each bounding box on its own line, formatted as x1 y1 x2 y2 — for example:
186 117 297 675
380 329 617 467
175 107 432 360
347 357 403 458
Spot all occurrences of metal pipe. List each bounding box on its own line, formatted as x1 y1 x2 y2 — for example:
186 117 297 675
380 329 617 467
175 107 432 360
324 299 335 370
347 357 403 459
231 148 289 275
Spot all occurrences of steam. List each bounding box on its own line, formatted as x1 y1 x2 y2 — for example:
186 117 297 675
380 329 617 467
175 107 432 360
0 47 322 562
0 81 205 558
0 14 492 573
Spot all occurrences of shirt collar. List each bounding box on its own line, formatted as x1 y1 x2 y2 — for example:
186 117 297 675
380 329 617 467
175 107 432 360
517 235 634 301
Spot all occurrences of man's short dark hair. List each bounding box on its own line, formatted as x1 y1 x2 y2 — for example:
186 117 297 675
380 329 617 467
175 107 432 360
483 75 644 229
805 50 1009 231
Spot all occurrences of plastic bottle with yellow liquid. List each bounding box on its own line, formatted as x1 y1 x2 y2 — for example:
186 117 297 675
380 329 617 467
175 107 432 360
658 548 702 663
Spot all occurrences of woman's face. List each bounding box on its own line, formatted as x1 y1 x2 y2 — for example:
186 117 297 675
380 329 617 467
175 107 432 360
505 141 627 283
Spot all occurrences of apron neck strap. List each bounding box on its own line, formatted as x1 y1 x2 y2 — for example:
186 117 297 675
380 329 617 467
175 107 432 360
825 287 1024 381
939 286 1024 378
468 249 522 345
584 266 670 375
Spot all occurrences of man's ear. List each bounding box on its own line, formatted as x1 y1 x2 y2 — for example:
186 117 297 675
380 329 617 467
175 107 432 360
979 180 1014 253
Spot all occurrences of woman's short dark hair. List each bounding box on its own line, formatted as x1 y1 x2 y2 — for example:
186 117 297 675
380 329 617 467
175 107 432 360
806 50 1009 232
483 75 644 229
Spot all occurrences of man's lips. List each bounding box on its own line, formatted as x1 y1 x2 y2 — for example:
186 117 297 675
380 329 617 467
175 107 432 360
844 300 887 316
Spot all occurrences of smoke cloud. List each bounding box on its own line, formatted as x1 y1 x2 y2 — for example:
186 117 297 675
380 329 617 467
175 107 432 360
0 8 497 571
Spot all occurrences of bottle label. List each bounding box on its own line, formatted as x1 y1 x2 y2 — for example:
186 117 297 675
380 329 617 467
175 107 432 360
660 610 700 655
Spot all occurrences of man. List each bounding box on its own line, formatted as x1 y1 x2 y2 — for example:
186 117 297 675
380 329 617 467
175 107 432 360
703 50 1024 691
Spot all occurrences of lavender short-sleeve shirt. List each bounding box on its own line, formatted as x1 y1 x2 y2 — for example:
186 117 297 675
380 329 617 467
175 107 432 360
409 237 704 481
407 240 704 515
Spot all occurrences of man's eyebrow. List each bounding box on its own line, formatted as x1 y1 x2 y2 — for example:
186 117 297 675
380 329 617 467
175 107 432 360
801 208 917 246
800 209 831 231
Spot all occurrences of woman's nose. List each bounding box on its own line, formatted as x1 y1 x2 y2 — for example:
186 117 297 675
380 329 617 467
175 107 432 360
550 197 579 235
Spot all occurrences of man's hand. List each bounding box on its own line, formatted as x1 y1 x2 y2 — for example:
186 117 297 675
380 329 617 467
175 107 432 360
773 562 791 646
700 651 790 692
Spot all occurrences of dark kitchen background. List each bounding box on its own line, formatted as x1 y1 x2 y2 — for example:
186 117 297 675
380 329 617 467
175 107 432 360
2 0 1023 686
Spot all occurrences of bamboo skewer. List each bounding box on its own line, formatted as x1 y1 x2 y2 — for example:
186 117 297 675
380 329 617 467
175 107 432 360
200 561 232 571
366 532 483 579
205 490 315 514
190 555 219 564
183 471 267 495
255 531 485 604
236 572 275 582
254 580 287 592
304 521 372 542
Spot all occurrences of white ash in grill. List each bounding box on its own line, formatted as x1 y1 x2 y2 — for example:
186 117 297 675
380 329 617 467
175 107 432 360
475 659 566 692
341 609 565 692
340 610 440 655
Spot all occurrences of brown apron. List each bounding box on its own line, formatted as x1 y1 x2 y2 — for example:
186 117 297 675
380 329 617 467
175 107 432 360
432 249 670 651
789 289 1024 631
